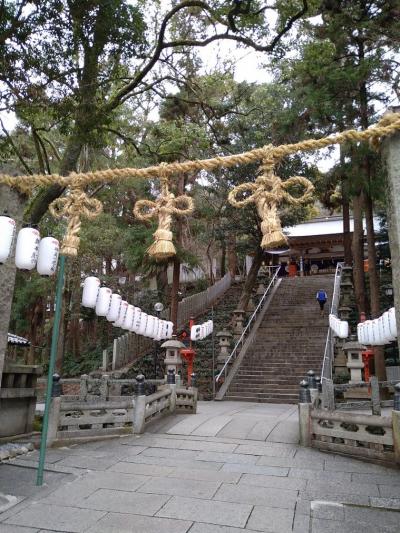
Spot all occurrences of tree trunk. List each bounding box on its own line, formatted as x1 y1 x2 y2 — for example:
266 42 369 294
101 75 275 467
342 180 352 266
238 245 263 311
170 258 180 333
227 233 237 278
351 192 368 315
0 182 25 384
220 242 226 278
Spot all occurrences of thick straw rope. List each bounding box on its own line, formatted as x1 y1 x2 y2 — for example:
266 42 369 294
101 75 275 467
1 112 399 257
228 147 314 249
49 178 102 256
133 164 194 260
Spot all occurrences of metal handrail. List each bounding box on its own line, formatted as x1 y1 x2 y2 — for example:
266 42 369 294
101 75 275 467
321 262 344 381
215 266 280 384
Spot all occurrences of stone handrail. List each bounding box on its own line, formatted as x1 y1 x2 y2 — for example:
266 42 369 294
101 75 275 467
321 262 343 384
47 374 197 445
298 381 400 466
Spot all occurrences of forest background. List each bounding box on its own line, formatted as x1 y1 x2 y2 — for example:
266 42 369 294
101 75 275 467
0 0 399 377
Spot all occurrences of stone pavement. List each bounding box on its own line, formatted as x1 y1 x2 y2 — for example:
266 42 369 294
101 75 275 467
0 401 400 532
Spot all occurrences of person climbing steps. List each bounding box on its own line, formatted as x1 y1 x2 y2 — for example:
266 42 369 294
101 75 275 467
316 288 328 316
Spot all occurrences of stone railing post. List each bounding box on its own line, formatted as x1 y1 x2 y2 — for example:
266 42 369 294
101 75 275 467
47 374 62 446
167 369 176 413
190 372 198 414
100 374 109 399
79 374 88 400
298 380 312 447
393 382 400 465
307 370 318 404
133 374 146 434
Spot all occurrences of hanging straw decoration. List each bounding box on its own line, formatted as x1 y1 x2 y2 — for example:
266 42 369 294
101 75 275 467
133 164 194 261
228 146 314 250
49 178 103 256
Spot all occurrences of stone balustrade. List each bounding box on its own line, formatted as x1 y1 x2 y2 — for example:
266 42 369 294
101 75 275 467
47 371 197 445
299 375 400 466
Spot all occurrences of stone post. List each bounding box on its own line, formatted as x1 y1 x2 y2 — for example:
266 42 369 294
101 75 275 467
47 374 62 446
79 374 89 400
307 370 318 404
393 383 400 465
100 374 109 399
369 376 381 416
190 373 198 414
298 381 312 447
383 109 400 362
167 369 176 413
133 374 146 434
232 309 245 340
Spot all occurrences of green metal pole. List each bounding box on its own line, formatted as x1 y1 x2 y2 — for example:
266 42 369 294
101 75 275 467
36 254 66 486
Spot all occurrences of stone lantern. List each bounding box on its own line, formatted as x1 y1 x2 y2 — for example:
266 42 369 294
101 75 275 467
216 329 233 371
343 337 368 400
232 309 246 340
256 274 266 295
161 337 186 386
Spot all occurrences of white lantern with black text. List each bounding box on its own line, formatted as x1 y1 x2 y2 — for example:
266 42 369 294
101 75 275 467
36 237 59 276
137 313 148 336
165 321 174 339
123 304 135 330
15 227 40 270
106 294 122 322
388 307 397 339
0 215 16 264
131 307 142 333
82 277 100 308
145 315 155 337
95 287 112 317
113 300 128 327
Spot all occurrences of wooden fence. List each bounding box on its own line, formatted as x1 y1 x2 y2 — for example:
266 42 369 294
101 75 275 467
105 272 232 371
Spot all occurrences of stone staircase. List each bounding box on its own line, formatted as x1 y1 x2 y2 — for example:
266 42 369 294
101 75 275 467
224 275 334 403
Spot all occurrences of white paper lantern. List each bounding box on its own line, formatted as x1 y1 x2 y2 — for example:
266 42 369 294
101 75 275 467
131 307 142 333
137 313 148 336
150 317 159 339
15 227 40 270
122 304 135 330
191 325 201 341
95 287 112 317
36 237 59 276
145 315 155 337
165 321 174 339
357 323 363 345
376 316 386 345
82 277 100 308
158 320 166 340
0 215 16 264
106 294 122 322
364 320 373 345
338 320 348 339
388 308 397 339
113 300 128 327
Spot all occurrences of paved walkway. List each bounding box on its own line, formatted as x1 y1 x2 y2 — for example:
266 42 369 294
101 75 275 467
0 401 400 532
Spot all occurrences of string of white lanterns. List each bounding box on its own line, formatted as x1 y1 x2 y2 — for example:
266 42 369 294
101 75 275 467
329 314 349 339
81 276 173 341
190 320 214 341
0 214 59 276
357 308 397 346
